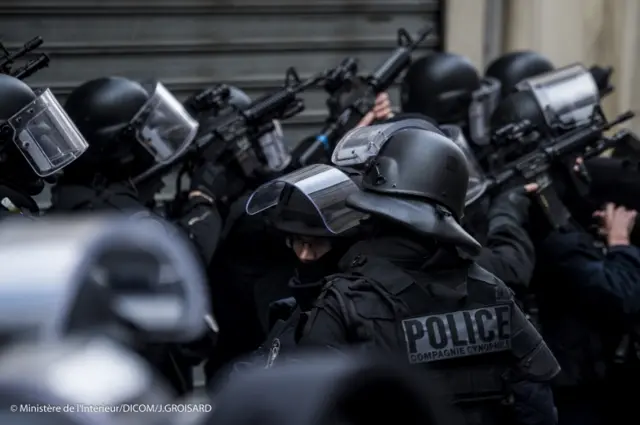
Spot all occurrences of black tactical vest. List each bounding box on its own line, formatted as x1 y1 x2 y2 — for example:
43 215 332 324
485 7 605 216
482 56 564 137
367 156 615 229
302 255 559 425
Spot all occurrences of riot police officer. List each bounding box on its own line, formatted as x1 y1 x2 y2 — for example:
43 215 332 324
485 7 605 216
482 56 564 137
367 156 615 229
242 163 370 367
400 52 501 153
297 119 560 425
485 51 554 99
204 92 391 381
489 63 618 228
0 74 88 216
53 76 223 264
52 76 222 394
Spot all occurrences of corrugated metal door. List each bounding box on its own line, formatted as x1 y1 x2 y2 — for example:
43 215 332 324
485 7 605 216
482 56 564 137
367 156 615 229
0 0 443 202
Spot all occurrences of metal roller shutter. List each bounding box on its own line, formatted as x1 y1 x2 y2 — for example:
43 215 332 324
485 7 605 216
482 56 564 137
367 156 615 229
0 0 444 203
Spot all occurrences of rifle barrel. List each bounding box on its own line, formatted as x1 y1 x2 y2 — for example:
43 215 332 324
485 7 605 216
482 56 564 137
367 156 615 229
413 26 433 46
606 111 635 129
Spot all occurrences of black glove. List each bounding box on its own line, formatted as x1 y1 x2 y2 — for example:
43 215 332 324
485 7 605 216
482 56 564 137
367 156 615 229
190 161 229 199
488 187 531 233
267 297 297 331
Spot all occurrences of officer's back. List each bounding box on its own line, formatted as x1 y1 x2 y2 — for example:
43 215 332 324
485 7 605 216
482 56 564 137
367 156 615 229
296 119 560 425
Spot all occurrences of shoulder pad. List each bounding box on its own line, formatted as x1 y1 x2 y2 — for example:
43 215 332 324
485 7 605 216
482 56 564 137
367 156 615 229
468 263 513 303
349 256 414 295
467 263 502 286
320 273 362 290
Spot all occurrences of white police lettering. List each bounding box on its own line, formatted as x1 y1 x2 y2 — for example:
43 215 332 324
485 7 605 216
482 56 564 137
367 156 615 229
402 305 511 364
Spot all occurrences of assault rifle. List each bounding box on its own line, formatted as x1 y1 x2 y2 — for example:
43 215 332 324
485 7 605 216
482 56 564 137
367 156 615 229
297 25 432 166
486 64 618 172
322 56 360 114
477 108 635 228
133 67 326 185
0 36 50 80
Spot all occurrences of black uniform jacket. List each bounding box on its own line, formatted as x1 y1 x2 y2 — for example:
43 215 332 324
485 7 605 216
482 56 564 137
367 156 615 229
297 236 559 425
51 182 222 264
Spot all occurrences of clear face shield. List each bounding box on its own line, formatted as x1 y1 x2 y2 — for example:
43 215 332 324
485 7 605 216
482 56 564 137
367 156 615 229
130 82 199 164
468 77 502 146
256 119 292 173
439 125 489 206
515 64 600 131
6 89 89 177
331 119 441 167
245 163 368 235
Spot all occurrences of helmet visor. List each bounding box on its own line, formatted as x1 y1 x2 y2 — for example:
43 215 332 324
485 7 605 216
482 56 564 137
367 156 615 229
246 163 368 235
468 77 502 146
515 64 599 130
331 119 440 167
440 125 489 206
8 89 89 177
132 82 199 164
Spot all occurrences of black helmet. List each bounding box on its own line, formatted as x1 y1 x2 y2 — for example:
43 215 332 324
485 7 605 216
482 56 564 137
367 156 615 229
491 63 602 137
439 124 490 207
245 164 367 238
401 53 501 146
63 77 198 184
0 75 88 194
485 51 554 98
331 119 481 256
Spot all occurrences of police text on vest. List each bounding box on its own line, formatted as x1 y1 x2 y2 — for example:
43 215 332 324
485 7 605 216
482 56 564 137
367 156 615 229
402 305 511 363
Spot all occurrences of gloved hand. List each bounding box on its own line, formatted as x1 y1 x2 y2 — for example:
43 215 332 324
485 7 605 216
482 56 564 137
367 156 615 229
267 296 297 331
488 183 538 233
189 161 229 200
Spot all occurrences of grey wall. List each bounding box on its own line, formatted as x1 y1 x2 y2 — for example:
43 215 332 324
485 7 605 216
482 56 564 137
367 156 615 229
0 0 443 203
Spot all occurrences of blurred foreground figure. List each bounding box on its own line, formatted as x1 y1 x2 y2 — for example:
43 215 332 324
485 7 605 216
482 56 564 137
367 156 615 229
0 337 175 425
0 215 215 408
177 352 465 425
0 214 211 344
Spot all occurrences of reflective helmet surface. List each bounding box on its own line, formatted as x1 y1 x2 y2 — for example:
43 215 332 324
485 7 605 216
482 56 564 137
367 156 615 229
63 77 198 183
65 77 149 145
401 53 481 123
485 51 554 98
62 77 153 182
332 120 481 255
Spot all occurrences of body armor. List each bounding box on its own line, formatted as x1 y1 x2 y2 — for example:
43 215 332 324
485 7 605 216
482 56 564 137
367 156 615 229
302 255 559 425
